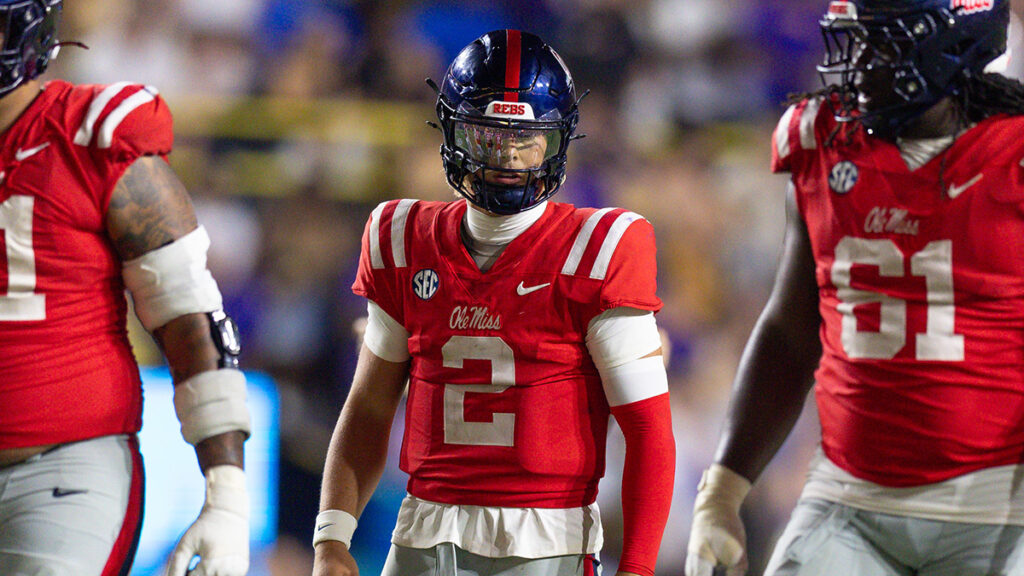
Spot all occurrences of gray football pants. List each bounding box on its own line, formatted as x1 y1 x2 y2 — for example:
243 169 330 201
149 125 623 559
0 435 144 576
765 498 1024 576
381 542 602 576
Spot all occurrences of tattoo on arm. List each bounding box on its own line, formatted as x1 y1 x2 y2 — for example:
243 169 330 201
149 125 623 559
106 156 198 261
108 158 245 465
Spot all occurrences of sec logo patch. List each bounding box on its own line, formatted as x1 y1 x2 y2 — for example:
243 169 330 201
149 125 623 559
412 269 439 300
829 161 858 194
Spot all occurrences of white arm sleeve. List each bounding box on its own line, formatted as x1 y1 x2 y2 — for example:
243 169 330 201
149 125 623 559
586 308 668 407
364 301 411 363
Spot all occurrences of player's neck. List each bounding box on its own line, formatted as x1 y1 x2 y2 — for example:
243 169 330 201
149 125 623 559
463 201 547 246
0 80 41 135
899 97 964 140
462 201 547 272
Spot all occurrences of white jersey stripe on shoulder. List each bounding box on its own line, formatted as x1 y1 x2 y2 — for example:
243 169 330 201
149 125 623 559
590 211 642 280
561 207 614 276
799 98 821 151
774 104 797 160
369 202 386 269
97 86 158 149
389 199 416 268
73 81 133 146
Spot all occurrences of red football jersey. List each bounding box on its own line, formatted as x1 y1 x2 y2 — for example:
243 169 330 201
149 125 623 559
353 199 661 507
0 80 173 449
773 97 1024 486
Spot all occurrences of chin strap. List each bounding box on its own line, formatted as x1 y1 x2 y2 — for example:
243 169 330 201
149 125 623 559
470 170 544 215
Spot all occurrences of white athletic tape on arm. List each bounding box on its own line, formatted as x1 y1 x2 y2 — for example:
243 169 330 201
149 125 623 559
313 509 358 549
173 369 251 444
699 463 751 510
587 308 666 407
688 463 752 576
364 301 411 362
586 308 662 369
597 355 669 407
122 226 224 331
205 464 250 518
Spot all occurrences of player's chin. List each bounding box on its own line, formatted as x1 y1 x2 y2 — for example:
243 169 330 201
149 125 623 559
854 81 897 114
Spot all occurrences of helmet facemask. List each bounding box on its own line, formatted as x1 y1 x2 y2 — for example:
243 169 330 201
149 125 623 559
437 97 575 215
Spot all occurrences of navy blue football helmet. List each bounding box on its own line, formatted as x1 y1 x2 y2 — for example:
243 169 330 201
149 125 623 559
818 0 1009 135
433 30 581 215
0 0 61 97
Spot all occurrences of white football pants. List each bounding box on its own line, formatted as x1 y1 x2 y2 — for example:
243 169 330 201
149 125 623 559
766 498 1024 576
381 542 602 576
0 435 144 576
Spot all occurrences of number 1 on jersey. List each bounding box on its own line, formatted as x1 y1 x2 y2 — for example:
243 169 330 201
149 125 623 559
0 195 45 321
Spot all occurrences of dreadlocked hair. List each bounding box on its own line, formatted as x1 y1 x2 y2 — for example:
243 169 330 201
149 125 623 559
958 71 1024 122
782 73 1024 146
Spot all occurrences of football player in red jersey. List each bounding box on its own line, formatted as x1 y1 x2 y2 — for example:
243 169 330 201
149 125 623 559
313 30 676 576
686 1 1024 575
0 2 250 575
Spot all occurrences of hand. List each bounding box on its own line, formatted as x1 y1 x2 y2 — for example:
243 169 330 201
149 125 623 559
313 541 359 576
166 465 249 576
685 464 752 576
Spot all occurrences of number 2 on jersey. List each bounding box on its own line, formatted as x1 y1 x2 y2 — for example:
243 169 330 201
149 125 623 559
0 195 45 320
832 237 962 361
442 335 516 446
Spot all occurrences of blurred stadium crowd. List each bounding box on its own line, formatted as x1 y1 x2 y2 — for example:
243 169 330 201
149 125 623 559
45 0 1024 574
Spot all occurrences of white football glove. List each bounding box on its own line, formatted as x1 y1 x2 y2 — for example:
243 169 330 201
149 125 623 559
166 465 250 576
685 463 752 576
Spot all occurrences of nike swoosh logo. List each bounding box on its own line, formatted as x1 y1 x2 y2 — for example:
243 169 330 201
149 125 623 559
516 281 551 296
316 523 335 531
52 487 89 498
15 142 50 161
947 173 982 199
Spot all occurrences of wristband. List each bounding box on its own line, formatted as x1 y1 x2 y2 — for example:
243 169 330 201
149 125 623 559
173 368 251 444
313 509 358 548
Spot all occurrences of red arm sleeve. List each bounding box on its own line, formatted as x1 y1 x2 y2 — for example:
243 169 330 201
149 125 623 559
610 392 675 576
